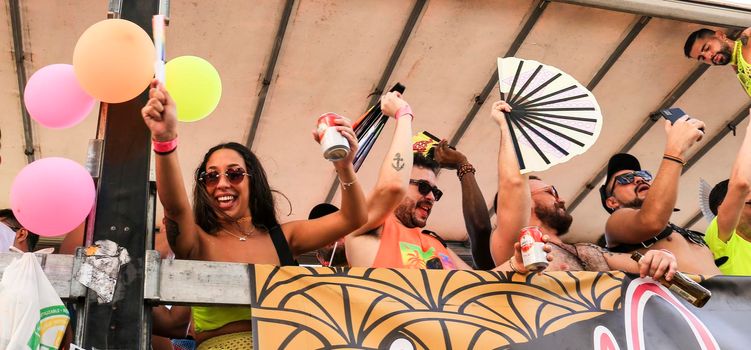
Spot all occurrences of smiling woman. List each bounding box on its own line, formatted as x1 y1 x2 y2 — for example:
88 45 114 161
140 79 368 349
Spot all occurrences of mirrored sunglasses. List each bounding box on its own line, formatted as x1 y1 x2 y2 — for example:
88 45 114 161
610 170 653 196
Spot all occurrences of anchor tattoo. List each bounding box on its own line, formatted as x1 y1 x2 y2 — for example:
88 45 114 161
392 153 405 171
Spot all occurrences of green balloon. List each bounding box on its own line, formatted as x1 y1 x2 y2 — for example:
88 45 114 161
165 56 222 122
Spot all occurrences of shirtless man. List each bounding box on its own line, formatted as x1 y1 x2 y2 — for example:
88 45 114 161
599 117 720 276
684 27 751 97
488 100 678 280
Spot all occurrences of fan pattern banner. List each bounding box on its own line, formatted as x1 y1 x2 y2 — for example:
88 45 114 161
249 265 750 349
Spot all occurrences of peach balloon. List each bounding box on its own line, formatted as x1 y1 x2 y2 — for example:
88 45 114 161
73 19 155 103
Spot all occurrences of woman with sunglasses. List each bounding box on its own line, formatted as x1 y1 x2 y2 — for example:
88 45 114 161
141 80 368 349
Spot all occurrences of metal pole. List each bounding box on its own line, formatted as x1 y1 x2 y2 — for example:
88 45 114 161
552 0 751 28
9 0 36 163
80 1 160 348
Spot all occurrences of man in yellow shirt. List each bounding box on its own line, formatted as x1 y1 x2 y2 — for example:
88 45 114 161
684 27 751 97
703 110 751 275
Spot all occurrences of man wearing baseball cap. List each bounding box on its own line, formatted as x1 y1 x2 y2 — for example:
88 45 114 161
599 115 720 275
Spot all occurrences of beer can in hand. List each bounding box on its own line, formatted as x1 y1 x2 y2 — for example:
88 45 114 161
520 226 548 272
317 113 351 161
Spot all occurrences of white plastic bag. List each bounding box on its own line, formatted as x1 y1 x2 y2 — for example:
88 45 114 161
0 253 70 350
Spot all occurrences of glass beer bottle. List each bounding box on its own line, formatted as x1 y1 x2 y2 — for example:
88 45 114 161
631 252 711 308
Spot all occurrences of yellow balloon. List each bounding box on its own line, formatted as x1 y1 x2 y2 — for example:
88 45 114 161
73 19 155 103
165 56 222 122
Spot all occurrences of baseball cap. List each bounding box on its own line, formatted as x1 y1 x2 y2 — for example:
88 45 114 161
599 153 641 213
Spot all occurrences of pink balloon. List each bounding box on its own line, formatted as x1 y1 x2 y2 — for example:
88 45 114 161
10 158 95 237
24 64 95 129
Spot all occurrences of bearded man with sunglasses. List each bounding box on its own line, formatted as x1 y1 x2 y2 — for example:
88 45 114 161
600 116 720 276
346 150 473 269
488 101 680 280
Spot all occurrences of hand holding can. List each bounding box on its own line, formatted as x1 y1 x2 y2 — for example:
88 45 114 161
520 226 549 272
316 113 351 161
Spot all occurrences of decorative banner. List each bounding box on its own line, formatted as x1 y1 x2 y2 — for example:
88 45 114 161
250 266 750 349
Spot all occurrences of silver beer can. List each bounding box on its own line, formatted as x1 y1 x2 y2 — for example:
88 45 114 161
520 226 548 272
317 113 350 161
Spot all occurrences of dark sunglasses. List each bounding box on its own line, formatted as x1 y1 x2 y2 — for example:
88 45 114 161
531 185 559 199
409 179 443 201
610 170 652 195
426 257 443 269
199 168 250 186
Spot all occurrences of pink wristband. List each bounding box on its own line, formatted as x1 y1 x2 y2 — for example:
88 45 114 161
394 105 413 120
152 137 178 154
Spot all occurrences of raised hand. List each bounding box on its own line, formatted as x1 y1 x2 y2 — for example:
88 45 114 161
664 115 706 158
491 100 512 126
312 115 358 167
380 91 409 118
141 79 178 141
434 140 467 170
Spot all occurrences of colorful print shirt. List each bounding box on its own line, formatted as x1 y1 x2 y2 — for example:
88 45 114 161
373 214 456 269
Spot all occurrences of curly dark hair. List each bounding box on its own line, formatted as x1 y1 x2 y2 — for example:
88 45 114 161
193 142 280 234
413 152 440 174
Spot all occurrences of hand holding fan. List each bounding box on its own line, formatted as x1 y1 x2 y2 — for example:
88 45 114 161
497 57 603 173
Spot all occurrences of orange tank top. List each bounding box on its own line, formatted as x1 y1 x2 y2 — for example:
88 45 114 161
372 215 457 269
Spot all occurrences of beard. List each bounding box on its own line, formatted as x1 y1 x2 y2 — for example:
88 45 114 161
534 202 573 235
619 183 648 209
619 197 644 209
713 44 733 65
394 197 431 228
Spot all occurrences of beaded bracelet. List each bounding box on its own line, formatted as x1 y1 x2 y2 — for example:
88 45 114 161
457 163 476 181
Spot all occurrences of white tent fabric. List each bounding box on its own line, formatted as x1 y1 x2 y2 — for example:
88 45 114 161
0 1 749 246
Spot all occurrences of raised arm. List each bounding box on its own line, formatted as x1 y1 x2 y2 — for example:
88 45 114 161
605 116 705 244
141 80 199 258
717 115 751 241
434 140 493 269
489 101 531 266
349 92 414 237
284 116 368 255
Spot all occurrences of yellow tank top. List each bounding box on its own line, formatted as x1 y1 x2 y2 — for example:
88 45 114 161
730 39 751 97
192 305 251 333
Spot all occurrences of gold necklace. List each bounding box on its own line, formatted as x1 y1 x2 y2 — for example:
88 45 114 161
221 229 249 241
220 224 257 241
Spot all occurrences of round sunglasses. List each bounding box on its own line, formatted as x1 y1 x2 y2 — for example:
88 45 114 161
199 167 250 186
409 179 443 201
609 170 652 195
